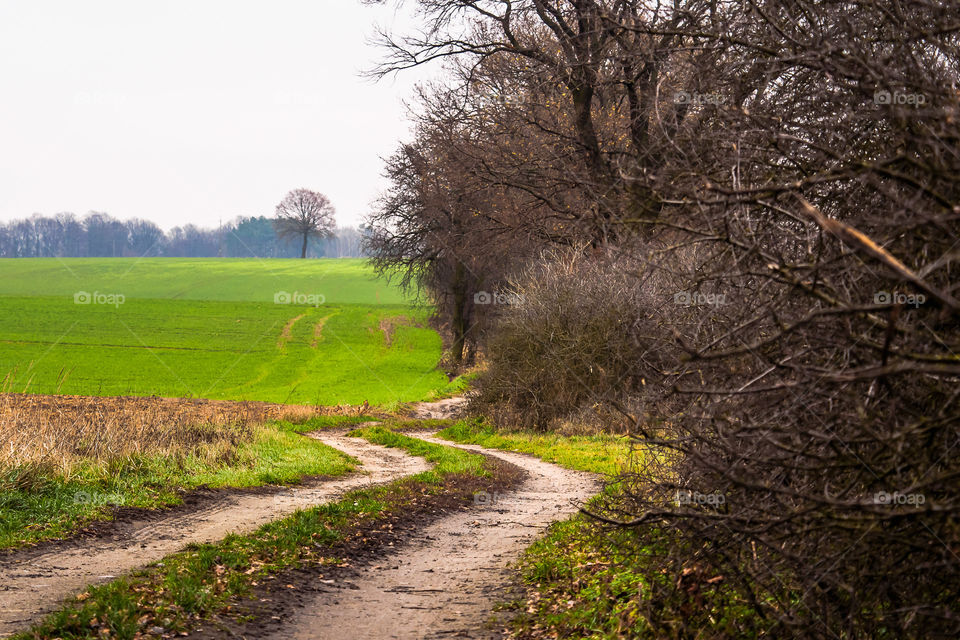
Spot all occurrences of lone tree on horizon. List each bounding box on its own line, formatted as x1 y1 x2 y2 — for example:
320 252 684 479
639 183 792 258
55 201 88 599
273 188 335 258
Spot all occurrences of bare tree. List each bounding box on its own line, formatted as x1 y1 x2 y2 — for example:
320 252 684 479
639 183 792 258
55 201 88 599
126 219 165 257
367 128 528 366
272 188 336 259
375 0 960 636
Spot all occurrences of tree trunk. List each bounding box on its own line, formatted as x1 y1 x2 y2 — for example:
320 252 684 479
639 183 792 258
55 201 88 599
450 261 468 365
300 233 308 259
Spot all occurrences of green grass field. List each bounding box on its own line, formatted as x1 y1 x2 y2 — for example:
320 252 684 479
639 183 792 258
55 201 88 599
0 258 447 405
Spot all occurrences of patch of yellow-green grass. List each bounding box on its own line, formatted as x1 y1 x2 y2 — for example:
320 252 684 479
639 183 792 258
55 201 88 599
190 419 357 488
512 513 764 640
511 517 654 639
438 418 628 475
427 371 479 400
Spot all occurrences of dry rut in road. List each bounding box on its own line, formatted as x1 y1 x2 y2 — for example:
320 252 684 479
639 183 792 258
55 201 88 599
409 396 469 420
268 433 602 640
0 429 430 638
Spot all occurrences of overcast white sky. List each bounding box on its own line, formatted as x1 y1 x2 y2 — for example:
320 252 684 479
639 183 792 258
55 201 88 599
0 0 434 230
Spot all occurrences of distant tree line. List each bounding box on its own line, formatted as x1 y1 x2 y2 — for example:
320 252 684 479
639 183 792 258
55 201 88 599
0 212 366 258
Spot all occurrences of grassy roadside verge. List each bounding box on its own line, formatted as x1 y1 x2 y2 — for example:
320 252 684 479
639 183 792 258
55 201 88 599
0 415 373 549
13 424 519 640
438 418 628 475
430 370 478 399
438 419 673 639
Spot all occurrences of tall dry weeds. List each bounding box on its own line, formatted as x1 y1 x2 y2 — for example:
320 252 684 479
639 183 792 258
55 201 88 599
0 393 342 489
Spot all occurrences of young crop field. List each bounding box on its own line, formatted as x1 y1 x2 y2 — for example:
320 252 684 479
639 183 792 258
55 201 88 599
0 258 448 406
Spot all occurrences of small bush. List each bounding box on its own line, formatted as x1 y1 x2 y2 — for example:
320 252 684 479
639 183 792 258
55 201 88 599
472 252 669 430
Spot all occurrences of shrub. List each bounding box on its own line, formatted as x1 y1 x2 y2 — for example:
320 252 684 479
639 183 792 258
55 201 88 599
472 251 669 430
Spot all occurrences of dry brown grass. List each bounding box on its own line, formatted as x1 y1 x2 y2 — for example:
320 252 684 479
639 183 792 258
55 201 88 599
0 393 360 486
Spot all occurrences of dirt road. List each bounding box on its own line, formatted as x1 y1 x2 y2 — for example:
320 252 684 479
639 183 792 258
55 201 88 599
265 434 601 640
1 407 602 640
0 430 429 638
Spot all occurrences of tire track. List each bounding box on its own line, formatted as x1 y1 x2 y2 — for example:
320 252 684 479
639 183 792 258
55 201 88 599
267 433 601 640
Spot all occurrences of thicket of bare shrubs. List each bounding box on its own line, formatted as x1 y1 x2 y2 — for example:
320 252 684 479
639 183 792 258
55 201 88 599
369 0 960 636
472 250 684 430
